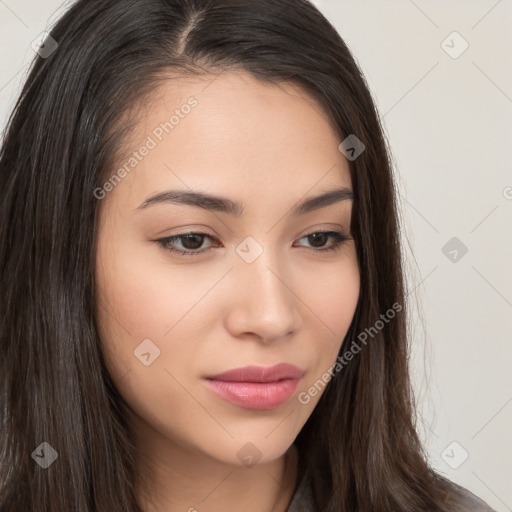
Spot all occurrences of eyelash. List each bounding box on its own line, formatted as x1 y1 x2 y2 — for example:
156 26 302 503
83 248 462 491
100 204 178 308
155 230 351 256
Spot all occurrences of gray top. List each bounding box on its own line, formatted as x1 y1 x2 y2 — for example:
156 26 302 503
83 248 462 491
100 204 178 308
286 475 314 512
286 475 496 512
445 481 497 511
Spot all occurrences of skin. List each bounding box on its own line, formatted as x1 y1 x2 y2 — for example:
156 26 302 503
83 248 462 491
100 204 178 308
95 70 360 512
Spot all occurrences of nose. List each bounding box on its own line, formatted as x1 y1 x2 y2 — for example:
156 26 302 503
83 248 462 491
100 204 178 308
223 250 300 344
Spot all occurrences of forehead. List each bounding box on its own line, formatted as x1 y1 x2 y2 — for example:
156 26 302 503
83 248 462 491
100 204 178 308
104 70 352 213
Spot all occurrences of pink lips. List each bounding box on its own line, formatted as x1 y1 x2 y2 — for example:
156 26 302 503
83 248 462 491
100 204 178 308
203 363 304 410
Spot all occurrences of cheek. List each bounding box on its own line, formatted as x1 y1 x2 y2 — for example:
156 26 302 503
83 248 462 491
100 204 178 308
316 265 359 332
296 250 360 384
95 230 224 396
95 230 169 383
95 228 203 337
94 242 212 440
305 249 360 337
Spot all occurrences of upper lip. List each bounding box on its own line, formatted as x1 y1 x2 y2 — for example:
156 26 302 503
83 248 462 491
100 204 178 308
204 363 305 383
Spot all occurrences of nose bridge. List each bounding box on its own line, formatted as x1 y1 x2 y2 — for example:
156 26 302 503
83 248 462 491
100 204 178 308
237 242 291 308
227 237 298 340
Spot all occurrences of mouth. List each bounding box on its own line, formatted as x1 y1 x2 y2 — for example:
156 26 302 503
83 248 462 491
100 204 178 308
203 363 304 410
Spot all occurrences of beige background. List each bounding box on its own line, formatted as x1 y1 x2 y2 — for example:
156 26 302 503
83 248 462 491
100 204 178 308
1 1 511 510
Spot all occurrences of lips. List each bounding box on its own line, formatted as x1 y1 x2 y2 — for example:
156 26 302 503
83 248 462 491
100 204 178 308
203 363 304 410
205 363 304 383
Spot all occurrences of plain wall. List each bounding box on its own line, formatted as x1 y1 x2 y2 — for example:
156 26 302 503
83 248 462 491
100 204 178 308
1 1 511 510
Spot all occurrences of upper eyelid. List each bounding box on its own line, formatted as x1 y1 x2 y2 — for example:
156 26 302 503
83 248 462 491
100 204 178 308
160 228 349 241
162 223 350 238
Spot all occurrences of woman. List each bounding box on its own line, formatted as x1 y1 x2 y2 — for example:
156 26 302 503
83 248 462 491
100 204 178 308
0 0 496 510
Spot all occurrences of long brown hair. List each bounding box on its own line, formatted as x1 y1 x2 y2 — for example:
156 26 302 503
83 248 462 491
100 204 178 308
1 0 459 510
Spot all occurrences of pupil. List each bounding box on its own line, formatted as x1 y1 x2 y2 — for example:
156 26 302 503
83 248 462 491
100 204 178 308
182 234 203 250
309 233 327 247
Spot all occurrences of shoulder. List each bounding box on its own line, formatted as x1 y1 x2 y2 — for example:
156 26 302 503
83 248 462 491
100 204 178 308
444 480 496 511
286 470 496 512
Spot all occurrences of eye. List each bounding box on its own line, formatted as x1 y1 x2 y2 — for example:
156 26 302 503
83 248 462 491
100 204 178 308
155 230 351 256
155 232 219 256
294 231 351 252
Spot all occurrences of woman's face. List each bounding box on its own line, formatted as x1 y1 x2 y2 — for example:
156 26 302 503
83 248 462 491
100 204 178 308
95 71 360 467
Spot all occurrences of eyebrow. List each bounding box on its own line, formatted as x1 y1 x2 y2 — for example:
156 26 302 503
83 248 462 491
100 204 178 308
136 186 353 216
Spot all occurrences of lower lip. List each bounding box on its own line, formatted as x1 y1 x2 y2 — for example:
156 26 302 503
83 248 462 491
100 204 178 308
203 378 301 410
